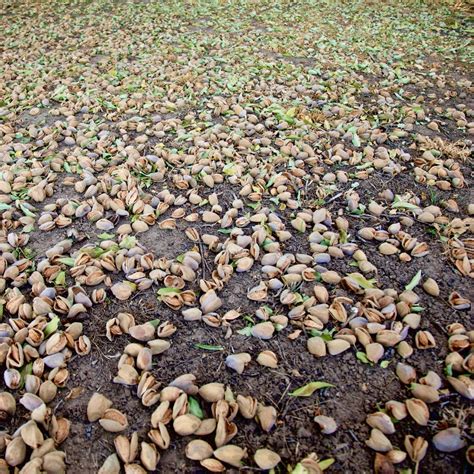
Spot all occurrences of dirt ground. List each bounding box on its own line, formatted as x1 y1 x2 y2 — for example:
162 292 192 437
0 0 472 473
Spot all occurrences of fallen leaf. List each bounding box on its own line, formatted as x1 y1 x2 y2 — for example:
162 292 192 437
289 381 335 397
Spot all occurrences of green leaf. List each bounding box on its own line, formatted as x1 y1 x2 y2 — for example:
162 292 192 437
83 246 106 258
347 272 377 289
194 343 224 351
58 257 75 267
98 232 115 240
310 328 335 341
243 315 255 324
319 458 335 471
237 326 252 336
223 163 237 176
391 195 419 210
352 133 361 147
262 305 274 315
218 228 232 234
269 197 280 206
290 463 306 474
43 316 60 338
157 287 181 296
356 162 373 170
356 351 370 364
265 173 279 189
289 381 334 397
19 204 36 218
19 362 33 389
444 363 453 377
188 396 204 419
148 319 161 328
405 270 422 291
119 235 137 249
0 203 12 211
350 203 366 215
22 224 35 233
380 360 391 369
55 271 66 286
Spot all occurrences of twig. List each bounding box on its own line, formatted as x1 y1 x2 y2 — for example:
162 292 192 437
277 380 292 407
198 238 210 280
325 191 343 204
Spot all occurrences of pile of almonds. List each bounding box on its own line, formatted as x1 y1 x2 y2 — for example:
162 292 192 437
88 377 282 473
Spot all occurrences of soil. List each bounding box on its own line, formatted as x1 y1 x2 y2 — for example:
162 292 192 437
0 1 473 474
43 195 472 473
5 168 473 473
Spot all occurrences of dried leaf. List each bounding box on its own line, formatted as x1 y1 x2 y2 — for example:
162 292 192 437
65 387 85 400
289 381 334 397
